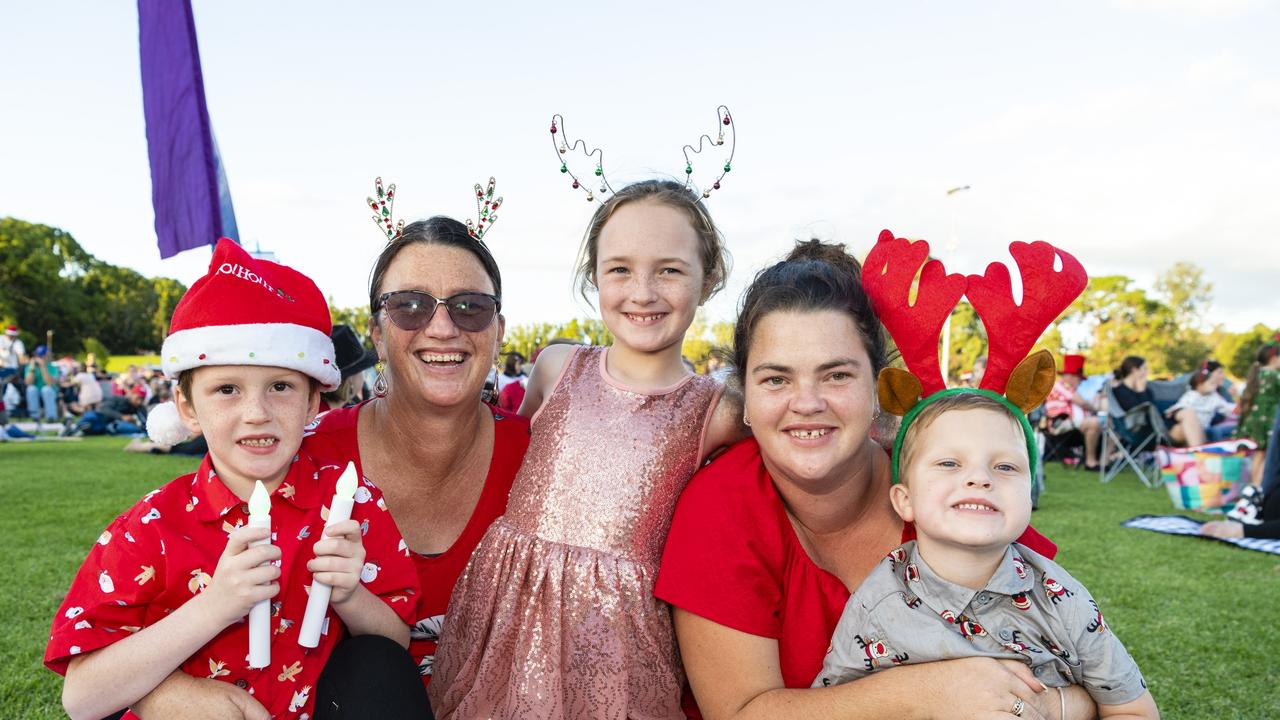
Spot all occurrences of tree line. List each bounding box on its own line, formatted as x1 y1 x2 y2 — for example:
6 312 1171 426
5 217 1271 380
0 218 186 359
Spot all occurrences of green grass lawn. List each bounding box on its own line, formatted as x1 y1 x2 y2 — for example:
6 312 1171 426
2 438 1276 718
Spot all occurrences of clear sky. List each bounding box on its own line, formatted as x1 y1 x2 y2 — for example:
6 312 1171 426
2 0 1277 332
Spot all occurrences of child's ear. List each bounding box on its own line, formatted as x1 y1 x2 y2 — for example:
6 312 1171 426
174 387 202 435
889 482 914 523
306 385 322 424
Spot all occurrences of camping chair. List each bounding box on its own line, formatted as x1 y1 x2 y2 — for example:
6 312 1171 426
1099 383 1170 488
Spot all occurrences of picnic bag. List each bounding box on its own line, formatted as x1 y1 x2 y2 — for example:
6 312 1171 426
1158 439 1256 511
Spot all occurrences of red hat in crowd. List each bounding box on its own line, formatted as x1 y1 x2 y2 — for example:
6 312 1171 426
4 326 16 336
1060 353 1087 377
147 239 337 444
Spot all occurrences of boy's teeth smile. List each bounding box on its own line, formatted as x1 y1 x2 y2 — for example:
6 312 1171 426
239 438 277 448
789 429 828 439
953 502 997 512
417 352 465 365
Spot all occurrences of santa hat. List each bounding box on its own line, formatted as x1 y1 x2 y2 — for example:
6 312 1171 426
147 239 339 444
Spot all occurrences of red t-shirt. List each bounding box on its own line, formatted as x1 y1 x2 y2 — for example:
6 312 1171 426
46 452 419 719
302 401 530 685
655 438 1057 715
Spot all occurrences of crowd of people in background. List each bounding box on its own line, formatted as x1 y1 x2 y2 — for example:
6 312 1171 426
962 347 1279 537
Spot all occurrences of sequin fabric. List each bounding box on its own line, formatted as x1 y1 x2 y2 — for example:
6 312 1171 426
430 346 720 720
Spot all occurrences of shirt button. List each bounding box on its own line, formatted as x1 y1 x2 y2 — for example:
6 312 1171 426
978 593 992 605
1034 665 1048 677
999 629 1012 640
235 679 249 689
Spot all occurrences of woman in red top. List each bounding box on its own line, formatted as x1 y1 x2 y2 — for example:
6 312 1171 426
133 216 529 718
656 240 1096 719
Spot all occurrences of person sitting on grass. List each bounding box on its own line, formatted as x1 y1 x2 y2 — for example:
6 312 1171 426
45 239 427 720
62 386 147 436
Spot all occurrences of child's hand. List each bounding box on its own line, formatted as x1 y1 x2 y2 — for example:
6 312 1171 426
199 526 281 627
307 520 366 606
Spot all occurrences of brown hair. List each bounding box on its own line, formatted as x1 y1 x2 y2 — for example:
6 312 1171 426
1239 345 1280 426
1113 355 1146 382
732 239 888 386
368 217 503 315
898 392 1025 482
1189 359 1222 391
574 179 729 305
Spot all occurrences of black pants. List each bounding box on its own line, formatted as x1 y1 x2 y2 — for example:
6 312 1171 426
104 635 430 720
314 634 433 720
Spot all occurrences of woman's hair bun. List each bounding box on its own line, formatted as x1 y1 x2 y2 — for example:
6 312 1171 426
784 239 863 279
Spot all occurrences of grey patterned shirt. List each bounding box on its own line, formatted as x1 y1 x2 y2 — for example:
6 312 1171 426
812 541 1147 707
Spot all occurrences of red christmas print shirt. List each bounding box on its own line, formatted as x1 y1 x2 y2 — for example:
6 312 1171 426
46 452 420 718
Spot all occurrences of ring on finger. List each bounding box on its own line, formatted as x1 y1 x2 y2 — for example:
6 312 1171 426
1011 697 1025 717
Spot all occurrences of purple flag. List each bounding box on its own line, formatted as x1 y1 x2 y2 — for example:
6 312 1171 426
138 0 238 258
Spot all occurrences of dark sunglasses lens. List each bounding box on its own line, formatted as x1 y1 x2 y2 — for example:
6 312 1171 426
445 294 498 332
384 294 437 331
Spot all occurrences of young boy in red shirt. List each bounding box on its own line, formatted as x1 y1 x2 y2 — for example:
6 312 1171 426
46 239 421 719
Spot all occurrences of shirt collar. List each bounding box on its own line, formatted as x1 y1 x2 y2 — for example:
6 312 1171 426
189 452 323 522
906 542 1033 616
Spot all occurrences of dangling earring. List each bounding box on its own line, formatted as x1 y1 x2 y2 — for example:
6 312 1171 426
374 362 388 398
743 414 751 427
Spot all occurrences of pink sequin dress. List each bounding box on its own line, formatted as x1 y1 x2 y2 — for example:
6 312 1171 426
430 345 721 720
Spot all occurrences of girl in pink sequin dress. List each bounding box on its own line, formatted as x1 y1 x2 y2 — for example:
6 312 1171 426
430 180 742 719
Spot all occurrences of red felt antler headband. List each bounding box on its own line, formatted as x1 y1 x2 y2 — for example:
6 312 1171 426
864 230 1087 416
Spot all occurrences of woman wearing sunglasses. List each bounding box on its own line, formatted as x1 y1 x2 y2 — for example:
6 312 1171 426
301 216 533 694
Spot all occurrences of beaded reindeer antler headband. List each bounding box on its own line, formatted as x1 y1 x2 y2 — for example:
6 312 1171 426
550 105 736 203
366 176 503 243
862 230 1088 483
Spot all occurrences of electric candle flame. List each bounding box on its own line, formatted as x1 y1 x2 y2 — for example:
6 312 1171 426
249 480 271 519
335 462 357 501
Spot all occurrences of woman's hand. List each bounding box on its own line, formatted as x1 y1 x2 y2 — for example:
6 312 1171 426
675 609 1072 720
1199 520 1245 539
131 670 269 720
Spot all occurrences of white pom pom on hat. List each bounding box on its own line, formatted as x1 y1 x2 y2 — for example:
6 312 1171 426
146 401 192 445
158 239 340 391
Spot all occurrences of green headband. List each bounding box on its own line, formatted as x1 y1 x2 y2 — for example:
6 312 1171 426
889 388 1038 486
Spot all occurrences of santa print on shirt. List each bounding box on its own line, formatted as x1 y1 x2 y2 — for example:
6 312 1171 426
45 452 420 719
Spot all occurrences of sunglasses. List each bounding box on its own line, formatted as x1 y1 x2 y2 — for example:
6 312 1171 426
376 290 501 333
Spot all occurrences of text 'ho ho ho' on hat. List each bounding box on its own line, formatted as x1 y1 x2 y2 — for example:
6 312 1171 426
147 239 338 444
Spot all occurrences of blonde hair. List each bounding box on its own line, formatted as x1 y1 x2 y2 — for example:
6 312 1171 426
898 392 1025 483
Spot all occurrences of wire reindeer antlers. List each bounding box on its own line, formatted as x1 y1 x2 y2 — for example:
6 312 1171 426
550 114 613 203
550 105 736 203
365 176 506 245
682 105 735 199
367 177 404 241
466 177 502 241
